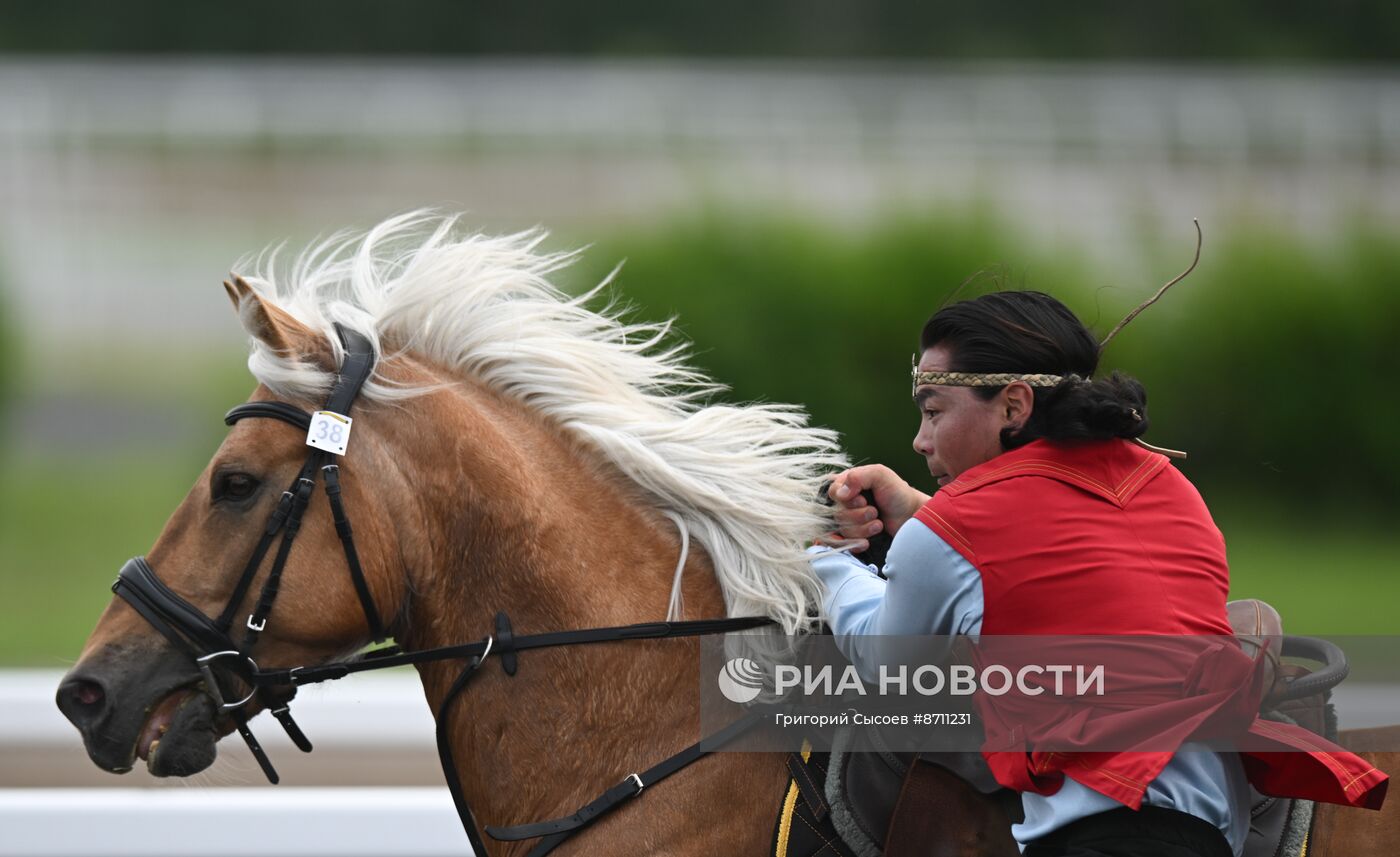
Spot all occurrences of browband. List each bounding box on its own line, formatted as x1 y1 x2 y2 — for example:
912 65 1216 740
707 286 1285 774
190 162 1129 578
225 325 377 429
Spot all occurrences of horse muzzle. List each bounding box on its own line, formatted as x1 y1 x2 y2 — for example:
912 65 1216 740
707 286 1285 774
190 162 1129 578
56 642 222 777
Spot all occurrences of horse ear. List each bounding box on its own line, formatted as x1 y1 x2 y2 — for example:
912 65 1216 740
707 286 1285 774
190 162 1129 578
223 275 327 363
222 278 242 312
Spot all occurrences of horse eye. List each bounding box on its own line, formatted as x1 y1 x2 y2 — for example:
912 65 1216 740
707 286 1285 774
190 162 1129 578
214 472 261 503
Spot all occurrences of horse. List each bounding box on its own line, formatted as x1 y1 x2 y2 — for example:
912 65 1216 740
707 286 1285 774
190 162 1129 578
55 213 1400 856
56 214 846 855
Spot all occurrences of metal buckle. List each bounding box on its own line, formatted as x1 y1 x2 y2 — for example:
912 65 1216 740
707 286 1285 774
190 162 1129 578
626 772 644 794
195 650 259 710
246 615 267 632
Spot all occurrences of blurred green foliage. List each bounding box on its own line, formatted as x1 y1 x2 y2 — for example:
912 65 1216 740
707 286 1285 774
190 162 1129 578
566 212 1400 520
0 455 205 667
566 207 1081 490
1106 224 1400 521
0 266 16 441
2 451 1394 666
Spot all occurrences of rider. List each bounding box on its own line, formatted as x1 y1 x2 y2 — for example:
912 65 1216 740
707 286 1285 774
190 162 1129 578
811 291 1386 857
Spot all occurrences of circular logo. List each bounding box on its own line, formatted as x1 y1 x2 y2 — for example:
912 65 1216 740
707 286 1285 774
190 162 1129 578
717 657 764 704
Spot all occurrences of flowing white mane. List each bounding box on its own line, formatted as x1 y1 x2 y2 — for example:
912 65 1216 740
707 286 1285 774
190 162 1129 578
237 212 848 634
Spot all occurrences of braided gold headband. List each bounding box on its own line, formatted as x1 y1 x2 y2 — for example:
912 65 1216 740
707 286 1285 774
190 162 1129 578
908 356 1187 459
911 358 1082 397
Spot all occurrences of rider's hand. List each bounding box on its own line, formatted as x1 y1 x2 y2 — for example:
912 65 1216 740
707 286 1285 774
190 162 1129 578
823 465 930 553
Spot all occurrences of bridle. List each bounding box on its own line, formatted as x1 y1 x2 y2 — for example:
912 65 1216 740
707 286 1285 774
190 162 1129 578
110 324 773 857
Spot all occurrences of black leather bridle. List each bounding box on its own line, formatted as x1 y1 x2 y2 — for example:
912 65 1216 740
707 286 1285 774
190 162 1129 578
110 323 773 856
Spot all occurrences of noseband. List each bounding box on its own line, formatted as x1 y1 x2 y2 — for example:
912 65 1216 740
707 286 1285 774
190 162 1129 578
108 323 773 856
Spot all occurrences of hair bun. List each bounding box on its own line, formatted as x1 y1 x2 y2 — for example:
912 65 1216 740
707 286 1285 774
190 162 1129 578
1080 373 1149 440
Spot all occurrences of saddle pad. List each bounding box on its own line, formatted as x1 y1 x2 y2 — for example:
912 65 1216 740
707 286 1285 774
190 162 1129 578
772 748 860 857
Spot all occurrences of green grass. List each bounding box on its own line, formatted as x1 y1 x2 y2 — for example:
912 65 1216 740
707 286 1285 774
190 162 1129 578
1221 520 1400 635
2 450 1397 668
0 453 209 668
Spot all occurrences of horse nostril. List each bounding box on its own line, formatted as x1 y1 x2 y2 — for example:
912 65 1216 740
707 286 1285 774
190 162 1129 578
74 680 104 707
57 676 108 728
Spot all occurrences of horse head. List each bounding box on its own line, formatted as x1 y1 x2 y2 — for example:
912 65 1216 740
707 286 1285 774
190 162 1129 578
56 277 420 778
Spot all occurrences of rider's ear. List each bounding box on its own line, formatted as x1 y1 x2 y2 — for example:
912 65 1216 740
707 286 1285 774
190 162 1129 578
222 275 333 368
1003 381 1034 431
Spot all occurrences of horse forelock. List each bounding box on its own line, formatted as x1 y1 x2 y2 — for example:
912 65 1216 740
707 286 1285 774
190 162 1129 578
234 210 849 633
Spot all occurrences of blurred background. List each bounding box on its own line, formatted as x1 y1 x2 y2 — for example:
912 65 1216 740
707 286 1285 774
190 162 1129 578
1 1 1398 836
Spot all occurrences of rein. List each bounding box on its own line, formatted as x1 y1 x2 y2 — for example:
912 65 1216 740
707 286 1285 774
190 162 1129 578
110 324 773 856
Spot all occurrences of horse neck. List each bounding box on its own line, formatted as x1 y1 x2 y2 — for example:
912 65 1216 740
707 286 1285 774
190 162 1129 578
381 374 737 830
386 375 726 640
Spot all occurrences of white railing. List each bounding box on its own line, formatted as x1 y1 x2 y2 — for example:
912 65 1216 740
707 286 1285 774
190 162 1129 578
0 788 469 857
2 669 468 856
1 668 435 750
1 59 1397 162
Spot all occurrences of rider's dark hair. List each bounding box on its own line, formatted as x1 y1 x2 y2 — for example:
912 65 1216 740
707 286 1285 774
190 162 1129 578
919 291 1149 450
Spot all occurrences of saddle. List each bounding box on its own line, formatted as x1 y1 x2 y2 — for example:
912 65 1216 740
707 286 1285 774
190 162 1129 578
771 599 1345 857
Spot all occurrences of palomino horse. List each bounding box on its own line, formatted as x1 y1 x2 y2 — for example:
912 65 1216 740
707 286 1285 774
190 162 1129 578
57 215 845 855
56 215 1400 855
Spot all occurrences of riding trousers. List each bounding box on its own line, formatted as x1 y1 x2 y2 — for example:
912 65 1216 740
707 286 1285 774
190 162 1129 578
1022 806 1235 857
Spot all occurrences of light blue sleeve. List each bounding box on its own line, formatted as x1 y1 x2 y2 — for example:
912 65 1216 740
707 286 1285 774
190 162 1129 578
808 519 984 684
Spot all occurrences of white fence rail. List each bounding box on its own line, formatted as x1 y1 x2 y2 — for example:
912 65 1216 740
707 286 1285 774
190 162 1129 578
3 669 443 789
3 59 1398 352
3 59 1398 162
2 668 436 749
0 788 470 857
2 670 467 856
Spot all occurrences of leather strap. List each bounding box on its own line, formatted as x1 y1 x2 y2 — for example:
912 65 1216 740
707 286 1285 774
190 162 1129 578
495 611 518 676
253 615 776 687
323 324 376 417
240 475 317 650
113 557 237 658
490 777 644 842
786 752 830 821
435 645 495 857
233 709 280 785
214 489 296 632
270 701 313 753
485 711 766 853
322 464 386 642
224 401 312 431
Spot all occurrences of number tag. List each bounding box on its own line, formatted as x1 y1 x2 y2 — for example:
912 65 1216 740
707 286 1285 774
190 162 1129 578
306 411 353 455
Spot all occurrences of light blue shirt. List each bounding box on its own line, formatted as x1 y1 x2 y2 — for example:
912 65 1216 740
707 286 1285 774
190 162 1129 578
809 519 1250 855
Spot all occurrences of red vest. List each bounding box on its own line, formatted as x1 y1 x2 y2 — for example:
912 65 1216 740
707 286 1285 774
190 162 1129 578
912 438 1388 810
